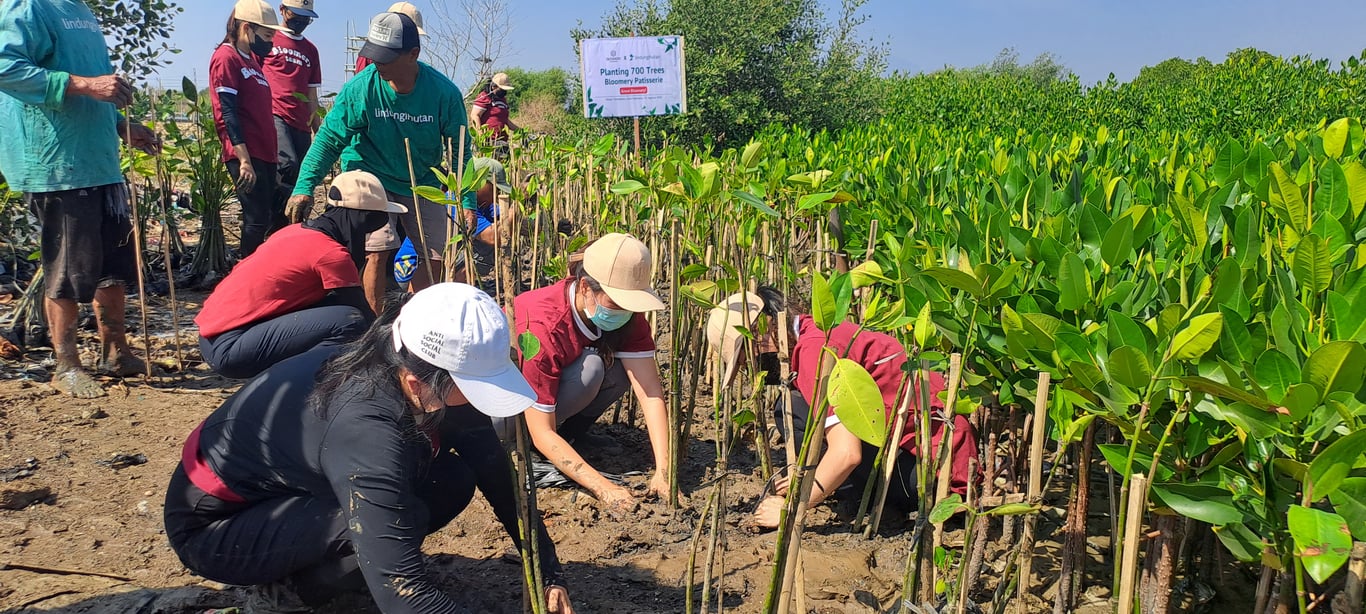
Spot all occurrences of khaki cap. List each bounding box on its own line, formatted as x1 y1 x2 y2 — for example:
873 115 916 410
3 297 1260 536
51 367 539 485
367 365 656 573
706 292 765 386
582 233 665 312
491 72 515 90
233 0 289 30
280 0 317 18
386 1 427 35
326 171 409 213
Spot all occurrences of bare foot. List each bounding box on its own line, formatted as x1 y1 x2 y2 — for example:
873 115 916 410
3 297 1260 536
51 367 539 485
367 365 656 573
51 368 107 399
97 349 147 378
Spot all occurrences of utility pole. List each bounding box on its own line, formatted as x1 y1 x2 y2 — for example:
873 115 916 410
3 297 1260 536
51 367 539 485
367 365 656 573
344 21 365 79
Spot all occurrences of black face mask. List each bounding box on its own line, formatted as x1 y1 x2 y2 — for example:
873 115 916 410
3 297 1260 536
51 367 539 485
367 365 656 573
286 16 311 35
249 32 274 58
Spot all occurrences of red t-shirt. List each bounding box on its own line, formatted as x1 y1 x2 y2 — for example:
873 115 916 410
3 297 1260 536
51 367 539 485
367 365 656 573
473 90 510 140
195 225 360 337
354 56 372 74
790 315 977 491
209 43 278 164
513 279 656 413
262 32 322 131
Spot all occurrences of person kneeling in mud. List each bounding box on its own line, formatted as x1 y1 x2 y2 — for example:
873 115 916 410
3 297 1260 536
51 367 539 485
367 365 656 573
494 233 673 515
393 157 518 295
195 170 405 379
165 283 573 613
705 287 978 529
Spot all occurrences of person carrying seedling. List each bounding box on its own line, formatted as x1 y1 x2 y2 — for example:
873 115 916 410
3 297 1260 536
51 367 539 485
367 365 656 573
260 0 322 222
0 0 159 398
195 170 405 379
705 288 979 529
211 0 290 258
287 10 475 317
493 233 673 515
167 284 574 613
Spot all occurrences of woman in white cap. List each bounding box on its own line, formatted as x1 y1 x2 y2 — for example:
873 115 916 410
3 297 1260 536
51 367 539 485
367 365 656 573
195 170 407 379
166 284 574 613
210 0 289 257
503 233 671 514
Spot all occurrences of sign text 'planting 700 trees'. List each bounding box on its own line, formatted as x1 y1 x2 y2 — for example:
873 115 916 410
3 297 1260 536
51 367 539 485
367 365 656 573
579 36 687 119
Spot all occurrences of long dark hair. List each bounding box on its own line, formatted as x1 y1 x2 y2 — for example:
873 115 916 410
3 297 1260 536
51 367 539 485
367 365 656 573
308 292 457 419
221 14 245 47
568 259 630 365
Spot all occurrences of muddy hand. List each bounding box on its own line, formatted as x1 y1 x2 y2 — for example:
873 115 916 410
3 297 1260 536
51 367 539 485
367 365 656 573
235 161 257 193
546 585 574 614
599 484 637 518
286 194 313 223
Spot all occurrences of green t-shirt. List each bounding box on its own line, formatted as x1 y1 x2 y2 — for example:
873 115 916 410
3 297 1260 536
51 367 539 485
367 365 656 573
0 0 123 193
295 62 475 203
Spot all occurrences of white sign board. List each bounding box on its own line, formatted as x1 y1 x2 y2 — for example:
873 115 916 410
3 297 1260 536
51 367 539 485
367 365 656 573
579 36 687 118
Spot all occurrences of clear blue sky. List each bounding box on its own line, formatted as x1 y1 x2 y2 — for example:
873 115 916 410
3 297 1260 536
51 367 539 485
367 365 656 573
152 0 1366 95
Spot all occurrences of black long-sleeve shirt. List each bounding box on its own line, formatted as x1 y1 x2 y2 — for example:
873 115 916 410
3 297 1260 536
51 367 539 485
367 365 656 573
196 347 563 613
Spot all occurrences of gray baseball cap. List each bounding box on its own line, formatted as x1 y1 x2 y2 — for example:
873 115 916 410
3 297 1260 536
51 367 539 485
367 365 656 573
359 12 419 64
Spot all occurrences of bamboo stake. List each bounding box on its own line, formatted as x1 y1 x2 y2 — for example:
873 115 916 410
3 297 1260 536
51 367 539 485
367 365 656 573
155 175 183 371
403 138 436 286
1118 473 1148 614
444 137 457 281
865 367 916 536
930 353 965 594
1017 372 1050 603
123 121 153 378
773 352 835 614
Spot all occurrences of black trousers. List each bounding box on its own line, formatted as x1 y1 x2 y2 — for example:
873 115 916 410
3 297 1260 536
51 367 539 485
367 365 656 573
274 117 312 216
163 440 477 605
227 157 282 258
198 300 367 379
776 392 920 512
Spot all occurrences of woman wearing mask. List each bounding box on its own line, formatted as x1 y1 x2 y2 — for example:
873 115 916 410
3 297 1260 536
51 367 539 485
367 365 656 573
167 283 574 612
210 0 287 257
498 234 672 514
195 171 404 379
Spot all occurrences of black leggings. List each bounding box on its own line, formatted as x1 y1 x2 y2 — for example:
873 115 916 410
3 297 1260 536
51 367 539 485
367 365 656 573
198 301 368 380
227 157 283 258
163 445 476 604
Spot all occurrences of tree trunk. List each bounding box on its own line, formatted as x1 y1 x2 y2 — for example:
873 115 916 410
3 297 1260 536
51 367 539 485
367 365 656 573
1140 513 1181 614
1055 421 1096 614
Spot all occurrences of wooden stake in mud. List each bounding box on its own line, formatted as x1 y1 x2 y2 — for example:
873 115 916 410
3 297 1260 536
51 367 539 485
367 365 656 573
1345 542 1366 614
123 121 153 378
1017 372 1050 602
155 177 183 371
930 353 964 592
774 352 835 614
1118 473 1148 614
403 138 437 286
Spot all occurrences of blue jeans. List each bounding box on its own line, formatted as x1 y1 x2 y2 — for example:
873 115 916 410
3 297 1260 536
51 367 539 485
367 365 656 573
199 301 368 379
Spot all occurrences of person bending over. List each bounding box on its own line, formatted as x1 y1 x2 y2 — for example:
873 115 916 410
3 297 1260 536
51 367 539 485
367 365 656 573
496 234 673 514
706 288 978 529
166 283 574 613
195 171 404 379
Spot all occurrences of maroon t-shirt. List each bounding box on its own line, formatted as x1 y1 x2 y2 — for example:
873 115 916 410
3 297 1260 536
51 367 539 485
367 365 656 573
262 32 322 131
354 55 372 75
195 225 360 337
209 43 278 164
790 316 978 492
513 279 656 413
473 90 510 140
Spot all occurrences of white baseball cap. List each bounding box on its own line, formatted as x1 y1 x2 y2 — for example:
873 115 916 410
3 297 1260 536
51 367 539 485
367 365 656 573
326 170 408 213
706 292 765 386
391 283 535 418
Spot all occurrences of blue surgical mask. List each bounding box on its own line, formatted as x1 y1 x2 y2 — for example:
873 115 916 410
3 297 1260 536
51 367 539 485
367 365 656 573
589 302 633 331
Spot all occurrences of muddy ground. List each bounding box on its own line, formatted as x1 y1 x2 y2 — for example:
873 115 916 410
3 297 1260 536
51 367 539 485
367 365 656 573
0 241 1256 614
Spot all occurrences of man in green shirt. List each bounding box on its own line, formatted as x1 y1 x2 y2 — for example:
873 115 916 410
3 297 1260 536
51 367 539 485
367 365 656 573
286 11 475 315
0 0 157 398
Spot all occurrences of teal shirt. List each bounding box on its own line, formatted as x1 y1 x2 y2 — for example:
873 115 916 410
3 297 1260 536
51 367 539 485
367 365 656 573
0 0 122 193
296 62 475 207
